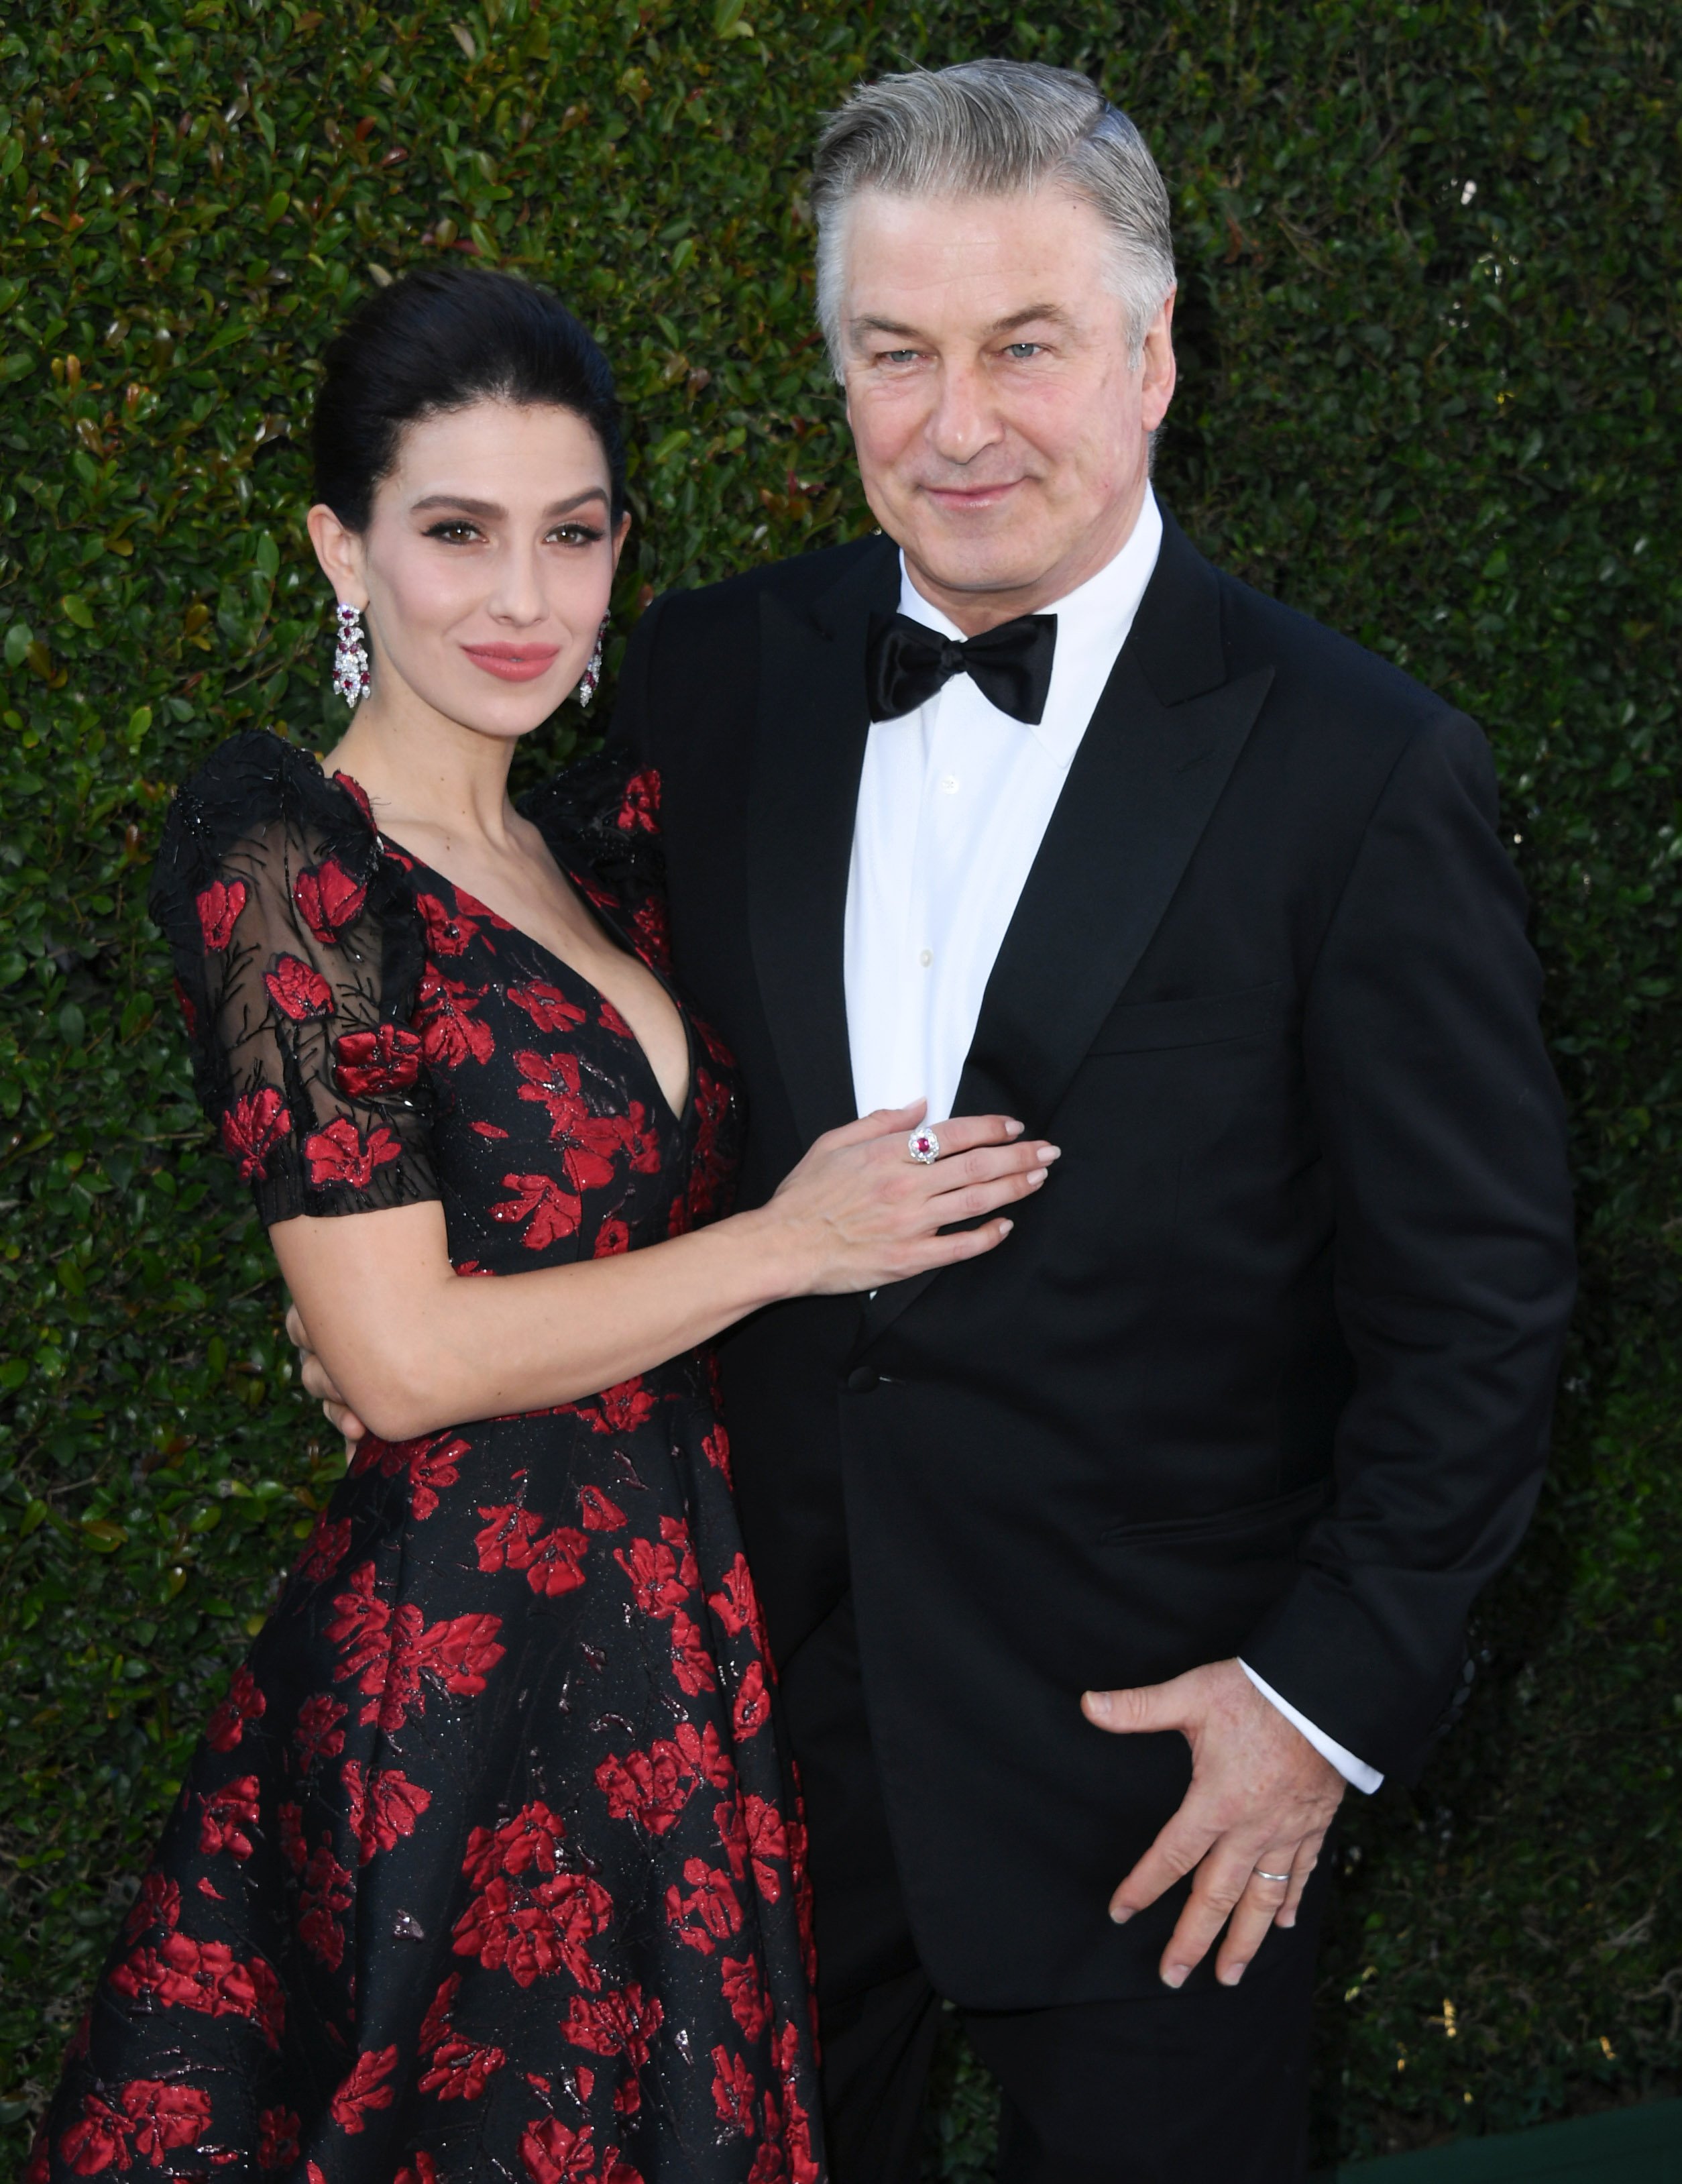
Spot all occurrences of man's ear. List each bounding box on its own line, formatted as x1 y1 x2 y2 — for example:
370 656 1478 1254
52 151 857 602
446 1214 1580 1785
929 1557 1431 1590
1139 290 1178 431
306 502 366 608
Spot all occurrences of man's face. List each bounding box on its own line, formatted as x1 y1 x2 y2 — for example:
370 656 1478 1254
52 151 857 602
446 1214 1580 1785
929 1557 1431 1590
838 187 1176 631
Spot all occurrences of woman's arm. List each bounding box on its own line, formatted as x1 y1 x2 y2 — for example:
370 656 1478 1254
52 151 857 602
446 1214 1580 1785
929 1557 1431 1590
274 1101 1055 1441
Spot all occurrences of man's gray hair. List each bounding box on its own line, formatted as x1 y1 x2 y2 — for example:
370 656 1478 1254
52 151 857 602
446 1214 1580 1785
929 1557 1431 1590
811 59 1176 378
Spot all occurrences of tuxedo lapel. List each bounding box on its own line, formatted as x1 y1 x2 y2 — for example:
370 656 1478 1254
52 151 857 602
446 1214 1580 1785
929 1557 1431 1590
857 513 1273 1350
746 538 901 1150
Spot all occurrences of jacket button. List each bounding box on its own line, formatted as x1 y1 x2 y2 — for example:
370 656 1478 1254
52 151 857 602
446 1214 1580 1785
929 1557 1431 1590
846 1365 879 1394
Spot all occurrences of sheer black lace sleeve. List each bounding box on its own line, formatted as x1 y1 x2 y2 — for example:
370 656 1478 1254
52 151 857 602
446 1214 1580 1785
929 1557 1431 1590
148 728 441 1225
519 745 670 971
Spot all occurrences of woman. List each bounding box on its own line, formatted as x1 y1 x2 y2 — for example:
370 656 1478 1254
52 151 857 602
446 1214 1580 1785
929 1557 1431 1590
37 267 1055 2184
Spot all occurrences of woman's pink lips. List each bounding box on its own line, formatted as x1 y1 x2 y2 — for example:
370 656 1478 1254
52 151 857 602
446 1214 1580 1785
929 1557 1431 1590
461 643 562 684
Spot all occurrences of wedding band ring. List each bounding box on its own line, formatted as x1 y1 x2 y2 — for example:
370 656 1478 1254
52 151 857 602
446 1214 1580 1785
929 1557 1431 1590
907 1127 941 1164
1254 1869 1292 1886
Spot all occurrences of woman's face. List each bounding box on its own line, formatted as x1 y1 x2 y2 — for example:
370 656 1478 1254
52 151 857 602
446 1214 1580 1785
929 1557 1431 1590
311 398 629 739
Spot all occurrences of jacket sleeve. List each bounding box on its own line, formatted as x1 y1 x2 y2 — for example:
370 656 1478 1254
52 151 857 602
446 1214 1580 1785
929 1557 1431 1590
1241 709 1575 1780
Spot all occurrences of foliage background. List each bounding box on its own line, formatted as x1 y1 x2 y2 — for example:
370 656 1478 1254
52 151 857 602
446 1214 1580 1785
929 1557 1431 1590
1 0 1678 2172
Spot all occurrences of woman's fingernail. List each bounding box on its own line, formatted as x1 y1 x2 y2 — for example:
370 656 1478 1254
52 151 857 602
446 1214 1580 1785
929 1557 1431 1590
1005 1119 1025 1136
1110 1904 1133 1925
1220 1963 1247 1987
1162 1965 1188 1990
1037 1144 1061 1162
1027 1168 1046 1186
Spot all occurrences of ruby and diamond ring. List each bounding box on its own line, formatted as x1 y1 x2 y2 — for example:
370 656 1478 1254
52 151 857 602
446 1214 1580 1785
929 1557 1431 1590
907 1126 941 1164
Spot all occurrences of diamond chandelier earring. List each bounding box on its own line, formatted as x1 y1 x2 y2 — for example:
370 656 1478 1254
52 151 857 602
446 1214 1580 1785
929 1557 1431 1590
577 617 608 708
332 602 371 708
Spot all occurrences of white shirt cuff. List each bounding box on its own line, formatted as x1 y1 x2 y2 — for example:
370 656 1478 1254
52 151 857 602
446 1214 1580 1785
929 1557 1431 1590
1239 1660 1384 1794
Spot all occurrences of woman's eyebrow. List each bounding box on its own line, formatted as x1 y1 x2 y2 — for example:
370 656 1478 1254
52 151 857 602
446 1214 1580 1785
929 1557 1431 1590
409 488 610 518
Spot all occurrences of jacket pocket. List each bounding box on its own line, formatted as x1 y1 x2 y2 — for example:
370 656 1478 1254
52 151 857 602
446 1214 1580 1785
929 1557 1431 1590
1101 1475 1329 1549
1086 981 1284 1056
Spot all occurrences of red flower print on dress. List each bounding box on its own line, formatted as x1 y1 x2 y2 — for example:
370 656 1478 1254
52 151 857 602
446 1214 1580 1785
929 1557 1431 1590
596 998 634 1041
172 975 198 1039
450 1867 613 1990
561 1983 664 2069
518 2119 600 2184
669 1608 718 1696
205 1664 266 1753
295 1515 353 1586
343 1760 433 1862
294 859 367 946
406 1432 468 1520
524 1523 590 1597
710 2046 758 2137
122 1872 180 1945
720 1956 771 2041
573 1376 657 1437
333 1022 423 1097
329 2044 400 2133
612 1535 688 1619
329 769 376 828
294 1691 347 1770
491 1172 582 1251
514 1050 626 1192
197 878 247 951
60 2079 213 2173
264 953 335 1021
616 769 661 834
278 1802 306 1873
219 1087 292 1183
198 1774 261 1860
702 1423 733 1485
594 1718 732 1838
298 1837 354 1968
326 1559 506 1731
578 1484 626 1531
418 2034 508 2101
109 1933 284 2048
414 965 496 1068
622 1103 664 1177
665 1859 742 1957
394 2159 439 2184
630 896 671 972
689 1068 735 1221
509 981 587 1034
732 1659 771 1741
304 1115 402 1189
592 1214 631 1258
707 1552 770 1660
661 1513 699 1589
462 1800 569 1888
416 891 482 959
257 2106 300 2171
475 1504 545 1574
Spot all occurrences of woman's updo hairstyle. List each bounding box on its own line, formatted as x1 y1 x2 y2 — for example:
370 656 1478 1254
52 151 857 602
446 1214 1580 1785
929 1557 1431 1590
313 266 627 531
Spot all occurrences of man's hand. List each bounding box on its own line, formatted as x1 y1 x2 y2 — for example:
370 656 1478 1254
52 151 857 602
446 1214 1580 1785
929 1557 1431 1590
284 1301 368 1448
1082 1658 1345 1989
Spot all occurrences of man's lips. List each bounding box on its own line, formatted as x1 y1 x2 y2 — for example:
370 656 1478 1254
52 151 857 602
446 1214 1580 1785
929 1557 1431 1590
461 643 563 684
919 479 1025 512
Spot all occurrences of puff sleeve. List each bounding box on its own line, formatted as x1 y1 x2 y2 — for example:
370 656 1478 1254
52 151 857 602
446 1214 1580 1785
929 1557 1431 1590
148 730 441 1225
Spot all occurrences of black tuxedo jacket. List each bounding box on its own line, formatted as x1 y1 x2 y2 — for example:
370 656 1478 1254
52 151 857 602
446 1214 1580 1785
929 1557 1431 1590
610 508 1575 2008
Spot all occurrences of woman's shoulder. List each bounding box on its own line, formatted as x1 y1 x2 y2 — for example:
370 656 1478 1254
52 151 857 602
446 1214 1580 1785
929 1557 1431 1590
519 742 663 903
149 728 381 918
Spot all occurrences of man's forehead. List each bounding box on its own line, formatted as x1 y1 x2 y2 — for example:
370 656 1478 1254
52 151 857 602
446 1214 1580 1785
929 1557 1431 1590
840 186 1116 330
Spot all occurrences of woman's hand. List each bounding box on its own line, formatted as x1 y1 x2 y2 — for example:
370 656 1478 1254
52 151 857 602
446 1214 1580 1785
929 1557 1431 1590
284 1300 368 1448
749 1101 1058 1297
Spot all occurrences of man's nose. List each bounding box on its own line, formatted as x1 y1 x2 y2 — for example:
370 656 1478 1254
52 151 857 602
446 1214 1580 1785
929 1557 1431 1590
924 359 1003 467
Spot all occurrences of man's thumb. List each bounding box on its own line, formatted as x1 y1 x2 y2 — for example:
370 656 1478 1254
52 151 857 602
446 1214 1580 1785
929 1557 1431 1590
1082 1680 1182 1735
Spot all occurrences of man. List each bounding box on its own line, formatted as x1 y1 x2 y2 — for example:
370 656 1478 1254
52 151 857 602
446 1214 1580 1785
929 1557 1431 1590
304 58 1575 2182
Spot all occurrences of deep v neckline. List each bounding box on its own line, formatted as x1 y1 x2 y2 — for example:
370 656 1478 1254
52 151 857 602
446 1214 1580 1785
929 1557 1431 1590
320 763 693 1127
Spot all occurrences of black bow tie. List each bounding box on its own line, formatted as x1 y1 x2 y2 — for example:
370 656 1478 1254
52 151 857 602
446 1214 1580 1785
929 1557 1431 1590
866 609 1058 726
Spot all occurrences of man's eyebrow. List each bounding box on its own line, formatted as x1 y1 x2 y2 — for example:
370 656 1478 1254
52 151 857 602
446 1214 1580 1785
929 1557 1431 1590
849 304 1072 343
408 488 610 518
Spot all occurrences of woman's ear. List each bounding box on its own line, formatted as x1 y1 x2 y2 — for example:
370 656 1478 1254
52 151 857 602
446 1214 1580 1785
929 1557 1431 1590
306 502 366 606
610 508 633 573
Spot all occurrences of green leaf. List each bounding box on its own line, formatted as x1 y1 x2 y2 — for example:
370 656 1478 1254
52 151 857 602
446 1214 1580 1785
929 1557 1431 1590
59 593 96 630
3 620 32 667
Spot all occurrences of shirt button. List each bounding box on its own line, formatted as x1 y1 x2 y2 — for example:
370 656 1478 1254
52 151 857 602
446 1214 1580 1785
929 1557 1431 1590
918 948 933 968
940 772 960 795
846 1365 880 1393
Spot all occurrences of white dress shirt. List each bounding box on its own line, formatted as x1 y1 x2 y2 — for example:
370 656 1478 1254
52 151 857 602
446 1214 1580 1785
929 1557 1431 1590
842 487 1382 1796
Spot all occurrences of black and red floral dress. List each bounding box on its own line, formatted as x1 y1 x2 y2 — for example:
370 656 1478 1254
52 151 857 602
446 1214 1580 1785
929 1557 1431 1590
37 730 823 2184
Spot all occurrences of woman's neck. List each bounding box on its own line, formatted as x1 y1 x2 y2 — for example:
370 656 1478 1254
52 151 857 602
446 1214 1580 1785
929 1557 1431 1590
326 691 519 853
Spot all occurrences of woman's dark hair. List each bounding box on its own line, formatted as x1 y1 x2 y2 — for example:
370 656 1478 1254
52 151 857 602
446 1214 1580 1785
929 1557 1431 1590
313 266 627 530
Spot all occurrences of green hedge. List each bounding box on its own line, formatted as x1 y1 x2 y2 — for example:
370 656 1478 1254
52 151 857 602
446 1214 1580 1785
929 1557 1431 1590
1 1 1677 2172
